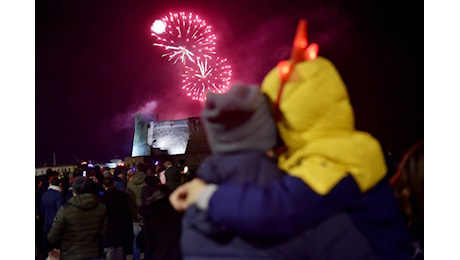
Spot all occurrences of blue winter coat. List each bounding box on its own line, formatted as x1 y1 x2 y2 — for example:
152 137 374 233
113 176 127 192
207 170 411 259
40 185 64 234
182 151 375 259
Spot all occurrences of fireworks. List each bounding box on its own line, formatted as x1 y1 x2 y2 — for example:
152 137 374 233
181 57 232 102
151 12 217 65
150 11 232 102
151 20 166 34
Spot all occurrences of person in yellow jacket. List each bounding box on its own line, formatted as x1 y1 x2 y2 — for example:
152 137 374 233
170 20 411 259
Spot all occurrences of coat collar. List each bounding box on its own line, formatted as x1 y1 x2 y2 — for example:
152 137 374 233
48 185 62 193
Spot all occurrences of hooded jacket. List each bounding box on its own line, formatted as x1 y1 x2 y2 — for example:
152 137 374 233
205 57 411 259
47 193 108 260
126 171 147 222
262 57 386 194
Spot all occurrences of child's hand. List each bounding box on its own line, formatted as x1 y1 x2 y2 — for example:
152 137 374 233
169 182 190 212
185 178 207 206
169 178 207 212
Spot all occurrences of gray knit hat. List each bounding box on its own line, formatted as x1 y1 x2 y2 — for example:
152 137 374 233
72 176 93 194
201 84 277 154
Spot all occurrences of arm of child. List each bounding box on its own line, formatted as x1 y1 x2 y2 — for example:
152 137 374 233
204 174 362 239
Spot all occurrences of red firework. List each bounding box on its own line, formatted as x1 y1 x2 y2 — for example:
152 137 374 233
151 12 217 65
181 56 232 102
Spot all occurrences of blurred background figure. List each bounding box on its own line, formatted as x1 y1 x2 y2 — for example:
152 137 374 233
155 162 167 184
139 175 182 260
101 176 133 260
36 174 49 260
164 160 181 190
127 168 136 182
102 166 112 178
178 159 195 184
40 176 64 256
390 140 424 259
126 163 148 260
113 166 128 192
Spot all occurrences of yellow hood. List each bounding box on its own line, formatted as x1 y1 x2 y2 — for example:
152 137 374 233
261 57 387 195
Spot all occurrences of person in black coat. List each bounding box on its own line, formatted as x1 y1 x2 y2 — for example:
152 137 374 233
139 175 182 260
164 160 182 190
113 166 127 192
390 141 424 259
35 175 49 259
100 176 133 260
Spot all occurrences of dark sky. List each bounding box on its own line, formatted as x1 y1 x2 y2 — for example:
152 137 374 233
35 0 423 166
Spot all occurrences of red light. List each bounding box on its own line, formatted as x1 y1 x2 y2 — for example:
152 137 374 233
275 60 293 107
277 60 292 81
293 19 307 48
274 19 321 109
290 19 308 64
305 43 319 60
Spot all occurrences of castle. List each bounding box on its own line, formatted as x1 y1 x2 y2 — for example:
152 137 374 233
125 114 212 170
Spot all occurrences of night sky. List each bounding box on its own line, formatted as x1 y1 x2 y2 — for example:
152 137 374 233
35 0 423 166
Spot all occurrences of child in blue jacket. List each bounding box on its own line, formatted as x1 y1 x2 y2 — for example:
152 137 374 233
180 84 376 259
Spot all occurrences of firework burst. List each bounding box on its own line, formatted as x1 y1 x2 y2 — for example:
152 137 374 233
181 56 232 101
151 12 217 65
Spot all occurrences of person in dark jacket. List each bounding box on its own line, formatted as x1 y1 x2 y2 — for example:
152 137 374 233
40 176 64 254
390 141 424 259
101 176 133 260
170 20 411 260
35 175 49 259
48 176 108 260
61 171 70 200
172 84 375 259
139 176 182 260
164 160 182 190
113 166 127 192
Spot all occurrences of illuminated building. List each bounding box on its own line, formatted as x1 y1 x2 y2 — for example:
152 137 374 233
127 114 211 168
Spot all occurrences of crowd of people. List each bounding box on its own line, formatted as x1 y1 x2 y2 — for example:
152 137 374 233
35 159 195 260
35 116 423 260
35 20 423 260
